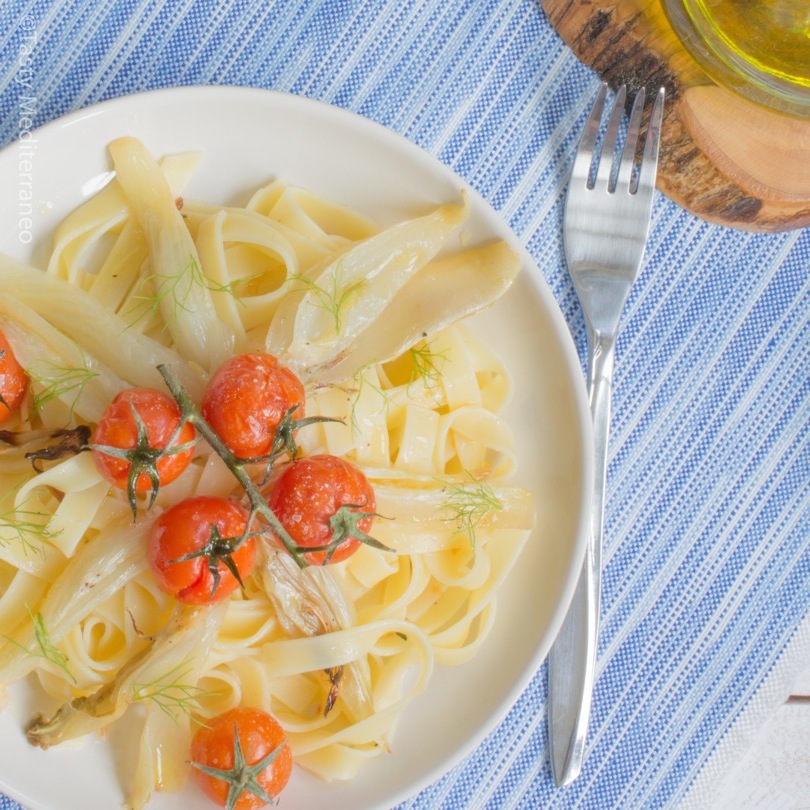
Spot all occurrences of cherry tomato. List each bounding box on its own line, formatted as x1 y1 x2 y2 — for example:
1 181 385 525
92 387 195 496
147 496 256 605
201 353 305 460
266 454 376 565
0 330 28 423
191 707 292 810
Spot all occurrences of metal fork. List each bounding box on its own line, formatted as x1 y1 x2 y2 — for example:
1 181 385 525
548 82 665 786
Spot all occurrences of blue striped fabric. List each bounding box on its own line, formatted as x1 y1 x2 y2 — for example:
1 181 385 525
1 1 808 809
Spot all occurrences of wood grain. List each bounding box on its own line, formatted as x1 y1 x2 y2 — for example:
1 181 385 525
542 0 810 232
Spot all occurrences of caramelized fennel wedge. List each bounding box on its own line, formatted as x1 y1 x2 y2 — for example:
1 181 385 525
127 603 227 810
315 240 520 385
256 544 374 721
267 197 469 376
367 480 535 555
108 137 235 372
0 254 204 401
25 603 224 749
0 520 150 687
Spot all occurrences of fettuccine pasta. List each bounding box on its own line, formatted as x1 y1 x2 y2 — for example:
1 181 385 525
0 137 534 808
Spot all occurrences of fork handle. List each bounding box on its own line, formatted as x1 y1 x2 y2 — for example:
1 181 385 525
548 330 615 786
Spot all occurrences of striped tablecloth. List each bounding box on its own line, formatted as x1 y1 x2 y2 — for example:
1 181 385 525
1 1 808 808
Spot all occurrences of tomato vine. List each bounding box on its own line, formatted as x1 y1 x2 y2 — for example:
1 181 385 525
157 363 391 569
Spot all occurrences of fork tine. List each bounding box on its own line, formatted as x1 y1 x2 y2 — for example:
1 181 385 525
636 87 665 194
594 85 626 190
616 87 646 191
570 83 607 186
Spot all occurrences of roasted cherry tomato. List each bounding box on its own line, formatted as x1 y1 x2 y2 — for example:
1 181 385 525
0 330 28 423
266 454 377 565
201 353 305 460
92 387 196 498
191 707 292 810
147 495 255 605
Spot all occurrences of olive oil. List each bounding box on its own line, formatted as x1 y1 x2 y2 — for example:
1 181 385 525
665 0 810 115
692 0 809 86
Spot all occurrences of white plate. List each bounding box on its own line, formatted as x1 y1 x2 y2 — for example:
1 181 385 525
0 86 590 810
